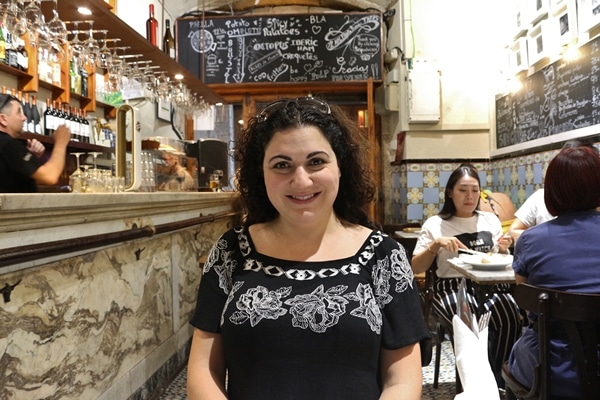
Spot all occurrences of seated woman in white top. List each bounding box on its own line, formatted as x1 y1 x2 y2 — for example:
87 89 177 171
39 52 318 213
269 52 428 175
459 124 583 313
411 163 520 388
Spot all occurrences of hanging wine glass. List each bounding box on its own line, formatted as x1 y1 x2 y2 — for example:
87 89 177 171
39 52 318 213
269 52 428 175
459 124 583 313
9 0 28 39
1 0 13 31
155 72 171 102
45 0 66 63
24 0 45 47
95 30 112 69
46 0 67 46
81 20 99 68
67 21 84 63
131 59 149 87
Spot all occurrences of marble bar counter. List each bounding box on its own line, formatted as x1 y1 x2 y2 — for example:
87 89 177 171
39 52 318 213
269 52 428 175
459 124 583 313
0 192 240 400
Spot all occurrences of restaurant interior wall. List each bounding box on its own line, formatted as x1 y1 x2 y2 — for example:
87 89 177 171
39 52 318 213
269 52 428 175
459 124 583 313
117 0 540 225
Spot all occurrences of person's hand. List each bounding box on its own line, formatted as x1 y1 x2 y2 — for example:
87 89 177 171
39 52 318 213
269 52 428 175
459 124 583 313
497 234 513 254
26 138 45 158
431 237 468 253
53 124 72 147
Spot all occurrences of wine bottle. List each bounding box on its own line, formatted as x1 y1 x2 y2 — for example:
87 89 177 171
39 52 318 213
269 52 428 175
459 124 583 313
0 24 6 65
6 30 17 69
31 96 41 135
82 110 91 144
44 98 54 136
163 19 175 59
73 107 82 142
16 37 28 72
69 60 80 94
146 4 158 46
54 101 65 129
20 92 30 133
26 94 35 134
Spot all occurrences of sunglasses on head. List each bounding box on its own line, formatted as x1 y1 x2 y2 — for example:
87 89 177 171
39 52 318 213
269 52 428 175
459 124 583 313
0 94 18 113
256 97 331 123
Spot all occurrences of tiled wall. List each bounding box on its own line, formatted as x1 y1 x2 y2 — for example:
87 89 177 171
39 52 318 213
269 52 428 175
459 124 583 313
387 144 597 224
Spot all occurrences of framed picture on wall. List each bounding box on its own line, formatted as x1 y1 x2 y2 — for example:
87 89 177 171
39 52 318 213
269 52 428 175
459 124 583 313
528 0 550 25
551 0 578 46
157 100 171 122
528 20 550 65
510 37 529 73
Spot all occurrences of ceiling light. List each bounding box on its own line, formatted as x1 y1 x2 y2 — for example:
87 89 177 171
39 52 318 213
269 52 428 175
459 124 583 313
78 7 92 15
174 73 184 80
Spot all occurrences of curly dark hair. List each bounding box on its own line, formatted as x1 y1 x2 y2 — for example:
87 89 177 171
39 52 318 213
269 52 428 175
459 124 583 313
235 97 376 228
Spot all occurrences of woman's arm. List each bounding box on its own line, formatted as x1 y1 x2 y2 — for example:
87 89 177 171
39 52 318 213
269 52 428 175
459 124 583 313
507 218 528 243
379 343 423 400
187 328 228 400
411 236 467 273
514 273 527 285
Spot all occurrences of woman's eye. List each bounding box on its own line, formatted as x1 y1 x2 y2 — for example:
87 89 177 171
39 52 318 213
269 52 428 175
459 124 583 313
308 158 326 167
272 161 290 169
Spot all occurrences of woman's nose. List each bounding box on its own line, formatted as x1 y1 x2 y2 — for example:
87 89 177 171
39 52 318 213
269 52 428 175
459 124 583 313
291 167 311 186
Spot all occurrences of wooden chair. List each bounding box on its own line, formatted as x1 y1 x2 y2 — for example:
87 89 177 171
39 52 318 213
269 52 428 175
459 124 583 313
421 259 462 392
501 283 600 400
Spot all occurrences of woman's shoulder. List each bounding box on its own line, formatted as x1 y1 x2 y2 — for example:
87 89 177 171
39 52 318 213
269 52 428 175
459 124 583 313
215 226 250 248
421 215 443 228
476 210 502 223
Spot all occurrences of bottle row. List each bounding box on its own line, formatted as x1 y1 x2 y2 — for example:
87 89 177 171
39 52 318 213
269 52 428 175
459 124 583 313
3 85 94 144
0 26 28 71
43 99 92 144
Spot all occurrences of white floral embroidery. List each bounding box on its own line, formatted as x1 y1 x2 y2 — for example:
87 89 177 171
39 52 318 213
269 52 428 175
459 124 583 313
203 237 228 273
229 285 291 326
204 239 238 294
390 247 414 293
371 255 393 308
221 281 244 326
212 228 416 334
284 284 349 333
236 226 251 256
345 283 382 333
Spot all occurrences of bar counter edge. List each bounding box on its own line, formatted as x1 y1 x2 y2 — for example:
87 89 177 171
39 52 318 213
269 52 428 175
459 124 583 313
0 191 240 400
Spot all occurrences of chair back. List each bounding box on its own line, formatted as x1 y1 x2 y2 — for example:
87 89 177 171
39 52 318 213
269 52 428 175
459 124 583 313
513 283 600 400
421 258 438 325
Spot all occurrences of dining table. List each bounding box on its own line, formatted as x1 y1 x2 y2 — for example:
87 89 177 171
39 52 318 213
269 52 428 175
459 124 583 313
447 256 516 315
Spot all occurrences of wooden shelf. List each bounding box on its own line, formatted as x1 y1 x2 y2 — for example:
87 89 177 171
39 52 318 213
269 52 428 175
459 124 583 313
42 0 224 106
20 133 112 153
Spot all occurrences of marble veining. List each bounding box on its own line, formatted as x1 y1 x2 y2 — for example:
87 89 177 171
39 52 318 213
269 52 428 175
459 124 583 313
0 229 197 400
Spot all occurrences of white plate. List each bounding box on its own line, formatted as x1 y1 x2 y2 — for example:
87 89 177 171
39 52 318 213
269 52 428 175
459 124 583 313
460 254 513 271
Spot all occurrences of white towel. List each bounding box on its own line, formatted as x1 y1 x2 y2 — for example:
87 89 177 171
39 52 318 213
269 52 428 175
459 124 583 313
452 314 500 400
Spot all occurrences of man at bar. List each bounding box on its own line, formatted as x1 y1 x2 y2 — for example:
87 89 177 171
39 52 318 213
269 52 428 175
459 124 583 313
0 93 71 193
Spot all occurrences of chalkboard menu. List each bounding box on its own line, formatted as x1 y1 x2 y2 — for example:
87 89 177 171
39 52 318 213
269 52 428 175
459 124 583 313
176 13 383 84
496 35 600 148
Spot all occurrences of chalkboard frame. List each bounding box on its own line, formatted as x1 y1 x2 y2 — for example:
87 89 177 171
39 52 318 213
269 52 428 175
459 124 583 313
175 12 384 85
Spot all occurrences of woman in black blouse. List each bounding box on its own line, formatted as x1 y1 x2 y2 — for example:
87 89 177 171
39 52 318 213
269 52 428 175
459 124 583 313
187 97 430 400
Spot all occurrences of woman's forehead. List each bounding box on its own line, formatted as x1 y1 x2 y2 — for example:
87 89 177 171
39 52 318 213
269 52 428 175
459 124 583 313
456 175 479 186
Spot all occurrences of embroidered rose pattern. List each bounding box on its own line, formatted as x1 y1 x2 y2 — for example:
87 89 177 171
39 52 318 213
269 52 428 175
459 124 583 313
229 285 291 326
284 284 349 333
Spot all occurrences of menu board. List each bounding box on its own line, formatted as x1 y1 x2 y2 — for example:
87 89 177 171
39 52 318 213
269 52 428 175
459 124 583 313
495 35 600 148
176 13 383 84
